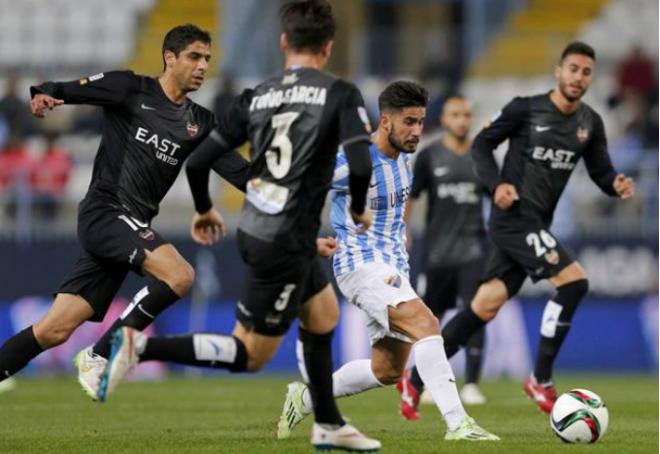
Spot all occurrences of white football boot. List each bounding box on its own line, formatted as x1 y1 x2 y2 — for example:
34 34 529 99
311 423 381 452
278 381 312 439
97 327 141 402
74 346 107 401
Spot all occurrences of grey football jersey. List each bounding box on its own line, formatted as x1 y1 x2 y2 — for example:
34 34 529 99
411 140 486 267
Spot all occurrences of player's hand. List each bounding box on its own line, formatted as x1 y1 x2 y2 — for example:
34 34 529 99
30 94 64 118
190 208 226 246
316 236 338 258
493 183 519 209
613 174 635 199
350 207 373 234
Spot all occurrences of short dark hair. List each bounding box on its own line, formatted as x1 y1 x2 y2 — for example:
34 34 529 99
560 41 596 63
280 0 336 53
162 24 212 70
378 81 429 113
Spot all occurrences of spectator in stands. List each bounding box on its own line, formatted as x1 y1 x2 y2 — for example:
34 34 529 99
616 46 656 100
608 46 658 148
0 133 36 219
0 74 35 140
31 133 72 219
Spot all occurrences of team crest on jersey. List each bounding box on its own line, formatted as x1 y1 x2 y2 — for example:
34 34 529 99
139 229 155 241
576 127 589 143
544 249 560 265
384 274 402 288
186 122 199 137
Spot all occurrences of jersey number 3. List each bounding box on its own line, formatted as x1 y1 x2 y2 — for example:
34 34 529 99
266 112 300 179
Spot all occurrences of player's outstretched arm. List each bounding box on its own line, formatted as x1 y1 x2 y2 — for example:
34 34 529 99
29 71 137 117
30 94 64 118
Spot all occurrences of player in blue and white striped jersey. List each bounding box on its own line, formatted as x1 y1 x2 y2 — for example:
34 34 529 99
281 82 499 442
331 141 412 280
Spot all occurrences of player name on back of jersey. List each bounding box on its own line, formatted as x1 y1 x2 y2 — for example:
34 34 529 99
249 85 327 111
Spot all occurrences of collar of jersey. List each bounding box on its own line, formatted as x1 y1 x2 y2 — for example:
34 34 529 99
370 142 401 162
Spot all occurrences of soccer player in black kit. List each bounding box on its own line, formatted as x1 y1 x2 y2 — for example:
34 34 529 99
0 25 248 402
438 42 635 413
101 1 380 451
396 96 489 421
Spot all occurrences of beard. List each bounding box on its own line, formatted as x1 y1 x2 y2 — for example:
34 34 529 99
388 127 417 154
558 78 586 102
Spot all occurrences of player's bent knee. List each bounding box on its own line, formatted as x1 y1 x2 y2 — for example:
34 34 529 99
410 311 440 340
245 355 269 372
34 323 75 348
374 369 402 385
166 262 195 296
371 365 401 385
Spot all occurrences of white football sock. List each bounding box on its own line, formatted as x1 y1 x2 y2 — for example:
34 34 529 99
413 334 467 431
301 359 383 414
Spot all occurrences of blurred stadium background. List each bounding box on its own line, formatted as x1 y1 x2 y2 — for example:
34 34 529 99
0 0 657 381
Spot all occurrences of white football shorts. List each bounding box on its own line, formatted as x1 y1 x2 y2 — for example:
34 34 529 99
337 262 419 345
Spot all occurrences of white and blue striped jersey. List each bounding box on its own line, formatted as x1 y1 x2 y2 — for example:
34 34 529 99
331 142 413 279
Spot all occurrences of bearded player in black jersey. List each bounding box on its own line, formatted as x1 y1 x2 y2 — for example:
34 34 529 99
0 25 249 402
438 42 635 414
98 1 380 451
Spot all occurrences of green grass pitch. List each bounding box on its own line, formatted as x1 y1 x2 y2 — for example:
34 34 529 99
0 374 656 453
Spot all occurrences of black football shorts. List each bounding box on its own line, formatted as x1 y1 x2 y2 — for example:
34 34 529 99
483 224 574 297
56 198 168 321
235 230 330 336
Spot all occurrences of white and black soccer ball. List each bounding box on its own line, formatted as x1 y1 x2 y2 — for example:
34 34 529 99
550 388 609 443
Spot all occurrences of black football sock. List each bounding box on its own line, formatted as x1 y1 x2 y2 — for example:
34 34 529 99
442 307 487 359
0 326 44 381
409 366 425 394
464 327 485 384
139 333 247 372
534 279 589 383
299 328 345 426
93 280 179 358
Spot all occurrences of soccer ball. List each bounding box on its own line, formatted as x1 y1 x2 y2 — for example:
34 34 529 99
550 389 609 443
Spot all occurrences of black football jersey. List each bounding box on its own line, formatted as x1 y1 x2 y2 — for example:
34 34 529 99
472 92 618 228
31 71 216 221
213 67 371 254
411 139 486 267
